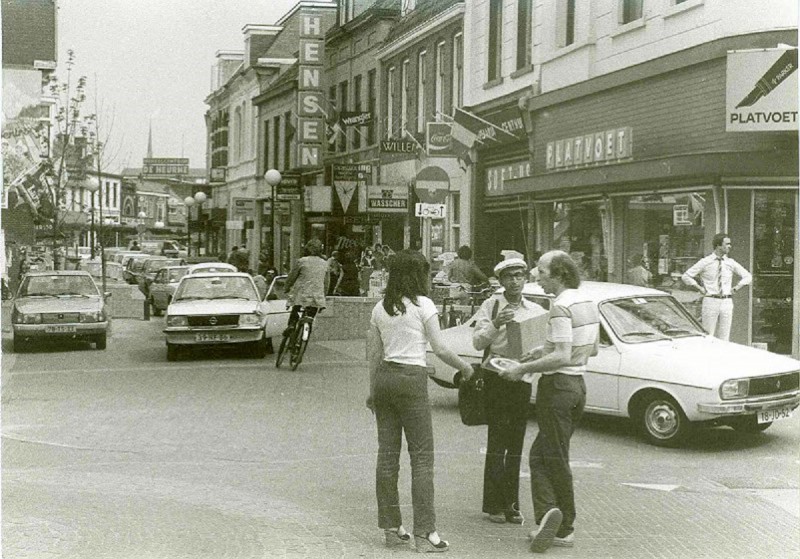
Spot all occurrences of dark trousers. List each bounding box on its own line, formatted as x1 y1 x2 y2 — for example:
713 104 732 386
287 305 319 336
483 371 532 514
374 361 436 536
529 374 586 537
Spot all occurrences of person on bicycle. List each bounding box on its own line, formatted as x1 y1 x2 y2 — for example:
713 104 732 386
448 245 489 302
284 238 330 338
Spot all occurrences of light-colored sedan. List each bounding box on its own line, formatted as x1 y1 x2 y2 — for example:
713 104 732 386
187 262 237 275
428 281 800 446
148 265 190 316
163 272 276 361
11 270 111 352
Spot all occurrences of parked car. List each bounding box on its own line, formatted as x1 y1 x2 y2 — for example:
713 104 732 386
163 272 274 361
427 281 800 446
138 257 185 295
139 240 187 258
187 262 237 275
263 274 290 340
122 253 153 284
148 265 190 316
11 270 111 352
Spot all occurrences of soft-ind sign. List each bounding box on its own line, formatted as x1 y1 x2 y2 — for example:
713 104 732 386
726 48 798 132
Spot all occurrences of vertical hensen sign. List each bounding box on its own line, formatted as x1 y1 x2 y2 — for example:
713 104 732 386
297 12 325 168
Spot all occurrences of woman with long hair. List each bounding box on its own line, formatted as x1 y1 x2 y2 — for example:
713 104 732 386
367 250 475 552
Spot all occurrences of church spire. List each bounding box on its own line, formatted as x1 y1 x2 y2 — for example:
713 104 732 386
146 122 153 159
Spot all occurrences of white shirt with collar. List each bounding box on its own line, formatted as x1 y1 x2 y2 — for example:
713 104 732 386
472 293 544 357
681 253 752 296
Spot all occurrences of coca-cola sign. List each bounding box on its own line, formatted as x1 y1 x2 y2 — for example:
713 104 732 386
426 122 456 157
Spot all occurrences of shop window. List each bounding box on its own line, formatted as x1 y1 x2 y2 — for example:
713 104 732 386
623 192 710 319
553 201 609 282
752 191 796 355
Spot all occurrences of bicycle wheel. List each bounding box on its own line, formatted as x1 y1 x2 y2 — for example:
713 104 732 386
289 321 311 370
275 332 291 368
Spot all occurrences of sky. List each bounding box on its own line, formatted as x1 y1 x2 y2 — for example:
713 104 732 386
57 0 301 173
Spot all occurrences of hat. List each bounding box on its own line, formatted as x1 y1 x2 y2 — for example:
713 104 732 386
494 257 528 276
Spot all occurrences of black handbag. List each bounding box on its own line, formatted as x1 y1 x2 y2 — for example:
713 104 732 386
458 299 499 426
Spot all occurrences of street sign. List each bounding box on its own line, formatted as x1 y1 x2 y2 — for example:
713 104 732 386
415 203 446 218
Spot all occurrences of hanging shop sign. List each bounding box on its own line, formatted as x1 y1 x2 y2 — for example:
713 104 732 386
296 10 325 168
333 164 370 214
726 48 798 132
545 127 633 171
426 122 457 157
339 111 372 127
476 106 527 144
366 184 409 213
486 159 532 197
380 140 418 154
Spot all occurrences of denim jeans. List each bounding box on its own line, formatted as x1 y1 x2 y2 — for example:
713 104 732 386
483 371 531 515
529 373 586 537
374 361 436 536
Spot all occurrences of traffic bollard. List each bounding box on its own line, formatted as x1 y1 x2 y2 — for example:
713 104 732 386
143 298 150 321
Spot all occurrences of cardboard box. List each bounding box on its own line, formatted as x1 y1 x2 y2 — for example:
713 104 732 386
506 307 549 359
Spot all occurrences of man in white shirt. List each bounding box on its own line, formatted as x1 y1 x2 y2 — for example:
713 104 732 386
681 233 752 341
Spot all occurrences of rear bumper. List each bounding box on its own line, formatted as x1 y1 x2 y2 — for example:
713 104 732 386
697 390 800 415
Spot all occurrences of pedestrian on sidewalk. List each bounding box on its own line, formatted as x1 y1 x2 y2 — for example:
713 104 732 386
681 233 751 341
472 257 539 525
367 249 475 552
498 250 599 553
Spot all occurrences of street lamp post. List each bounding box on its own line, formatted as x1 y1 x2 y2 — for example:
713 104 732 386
264 169 281 270
183 191 207 257
84 176 100 259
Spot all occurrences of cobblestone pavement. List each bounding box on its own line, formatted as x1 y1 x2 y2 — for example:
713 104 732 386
1 317 798 558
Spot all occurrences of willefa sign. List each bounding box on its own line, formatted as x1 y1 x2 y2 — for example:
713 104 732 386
726 48 798 132
297 11 325 167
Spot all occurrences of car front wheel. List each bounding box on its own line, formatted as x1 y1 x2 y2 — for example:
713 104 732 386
635 393 691 447
166 343 178 361
95 333 107 350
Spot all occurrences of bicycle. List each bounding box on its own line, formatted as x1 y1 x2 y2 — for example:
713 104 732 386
439 284 496 329
275 305 320 370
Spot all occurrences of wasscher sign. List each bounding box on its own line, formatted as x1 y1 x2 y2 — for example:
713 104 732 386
726 48 798 132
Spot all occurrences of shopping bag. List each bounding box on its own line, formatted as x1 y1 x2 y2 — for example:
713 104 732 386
458 366 488 426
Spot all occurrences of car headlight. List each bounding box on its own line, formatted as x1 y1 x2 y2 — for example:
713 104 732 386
13 310 42 324
166 315 188 327
720 378 750 400
239 313 262 326
80 311 105 323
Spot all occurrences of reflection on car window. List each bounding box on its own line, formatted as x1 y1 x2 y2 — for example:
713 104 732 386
600 296 703 343
168 268 189 282
21 275 99 297
174 276 258 301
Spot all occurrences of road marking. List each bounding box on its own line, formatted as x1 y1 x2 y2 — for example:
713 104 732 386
622 483 681 492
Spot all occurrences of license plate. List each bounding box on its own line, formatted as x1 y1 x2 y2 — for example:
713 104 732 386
195 333 231 342
45 325 76 333
757 405 795 424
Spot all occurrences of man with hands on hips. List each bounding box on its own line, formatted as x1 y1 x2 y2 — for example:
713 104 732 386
498 250 599 554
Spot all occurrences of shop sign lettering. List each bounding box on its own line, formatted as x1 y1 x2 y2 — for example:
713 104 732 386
366 184 409 213
485 159 532 197
546 127 633 171
296 11 324 167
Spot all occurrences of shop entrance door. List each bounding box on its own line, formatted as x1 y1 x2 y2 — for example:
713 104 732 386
751 191 796 355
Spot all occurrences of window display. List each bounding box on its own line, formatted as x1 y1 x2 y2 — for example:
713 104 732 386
752 191 795 355
553 202 608 281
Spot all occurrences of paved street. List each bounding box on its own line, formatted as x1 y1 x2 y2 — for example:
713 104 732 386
1 315 799 559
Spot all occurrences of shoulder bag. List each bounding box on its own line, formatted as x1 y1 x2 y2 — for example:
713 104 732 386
458 299 499 426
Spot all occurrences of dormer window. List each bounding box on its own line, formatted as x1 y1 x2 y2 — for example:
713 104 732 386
401 0 416 17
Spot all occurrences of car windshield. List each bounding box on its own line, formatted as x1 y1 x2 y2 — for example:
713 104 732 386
145 260 168 272
168 268 189 282
173 276 258 302
600 295 704 343
20 275 99 298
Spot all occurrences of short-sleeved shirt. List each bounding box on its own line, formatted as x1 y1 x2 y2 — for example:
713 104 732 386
370 296 438 367
543 289 600 376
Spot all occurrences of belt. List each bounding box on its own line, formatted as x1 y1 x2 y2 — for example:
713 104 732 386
705 294 732 299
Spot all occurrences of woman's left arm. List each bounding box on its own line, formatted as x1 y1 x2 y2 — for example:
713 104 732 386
366 324 383 412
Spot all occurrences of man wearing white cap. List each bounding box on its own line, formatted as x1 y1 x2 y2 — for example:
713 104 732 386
472 256 541 525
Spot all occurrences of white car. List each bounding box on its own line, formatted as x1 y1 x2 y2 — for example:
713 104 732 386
428 281 800 446
164 272 283 361
187 262 238 275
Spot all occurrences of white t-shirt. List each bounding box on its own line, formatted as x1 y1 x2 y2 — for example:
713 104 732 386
370 296 439 367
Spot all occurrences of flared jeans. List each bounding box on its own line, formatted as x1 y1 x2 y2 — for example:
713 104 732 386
374 361 436 536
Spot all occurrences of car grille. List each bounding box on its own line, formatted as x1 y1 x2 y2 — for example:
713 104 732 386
187 315 239 327
750 372 800 396
41 312 81 323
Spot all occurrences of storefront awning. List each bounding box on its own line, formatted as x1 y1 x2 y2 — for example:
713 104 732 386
503 151 797 201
